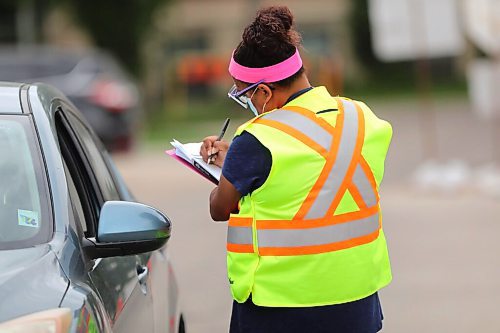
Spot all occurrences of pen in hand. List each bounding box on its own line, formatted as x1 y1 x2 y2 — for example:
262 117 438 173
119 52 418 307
208 118 230 164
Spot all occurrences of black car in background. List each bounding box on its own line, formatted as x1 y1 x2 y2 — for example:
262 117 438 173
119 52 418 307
0 46 140 151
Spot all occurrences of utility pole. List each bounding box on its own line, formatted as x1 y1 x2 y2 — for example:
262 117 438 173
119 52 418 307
408 0 438 162
16 0 47 44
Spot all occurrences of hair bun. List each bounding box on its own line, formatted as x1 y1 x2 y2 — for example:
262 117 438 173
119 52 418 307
258 6 294 31
242 6 301 56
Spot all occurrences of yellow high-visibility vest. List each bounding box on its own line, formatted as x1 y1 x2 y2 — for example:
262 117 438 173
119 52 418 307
226 86 393 307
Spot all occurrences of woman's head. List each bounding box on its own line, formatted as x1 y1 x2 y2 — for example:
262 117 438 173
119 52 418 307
234 6 302 76
228 6 309 115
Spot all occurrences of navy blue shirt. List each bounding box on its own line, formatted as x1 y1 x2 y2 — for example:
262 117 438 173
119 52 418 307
222 131 271 196
222 88 384 332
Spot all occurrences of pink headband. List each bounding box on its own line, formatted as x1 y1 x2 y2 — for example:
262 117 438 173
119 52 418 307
228 48 303 83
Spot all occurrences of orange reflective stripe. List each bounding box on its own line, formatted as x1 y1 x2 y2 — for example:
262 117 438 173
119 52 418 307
258 229 380 256
257 205 379 230
360 156 379 201
260 109 334 153
258 212 380 251
293 110 344 220
324 100 365 217
228 99 383 258
348 183 368 210
227 243 254 253
283 106 337 136
253 118 329 158
228 216 253 227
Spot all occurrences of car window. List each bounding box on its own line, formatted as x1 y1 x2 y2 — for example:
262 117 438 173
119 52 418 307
63 161 87 233
64 111 121 202
55 111 99 236
0 115 51 250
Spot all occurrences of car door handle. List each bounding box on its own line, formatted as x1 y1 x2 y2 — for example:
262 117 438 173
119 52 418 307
136 265 149 295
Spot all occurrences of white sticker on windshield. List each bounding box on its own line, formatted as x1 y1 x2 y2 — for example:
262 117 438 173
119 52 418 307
18 209 39 228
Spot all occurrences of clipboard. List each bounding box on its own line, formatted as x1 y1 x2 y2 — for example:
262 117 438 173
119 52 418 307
165 140 221 185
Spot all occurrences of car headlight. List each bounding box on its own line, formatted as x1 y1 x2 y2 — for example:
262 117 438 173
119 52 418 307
0 308 72 333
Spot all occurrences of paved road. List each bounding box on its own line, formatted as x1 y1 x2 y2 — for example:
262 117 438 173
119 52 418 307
114 102 500 332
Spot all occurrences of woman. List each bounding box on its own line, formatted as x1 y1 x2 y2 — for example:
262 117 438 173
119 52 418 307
200 6 392 333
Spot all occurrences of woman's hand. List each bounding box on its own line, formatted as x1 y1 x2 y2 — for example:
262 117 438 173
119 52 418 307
200 136 230 168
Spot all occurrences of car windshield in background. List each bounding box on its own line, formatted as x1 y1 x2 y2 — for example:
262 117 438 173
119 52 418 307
0 54 78 81
0 115 51 250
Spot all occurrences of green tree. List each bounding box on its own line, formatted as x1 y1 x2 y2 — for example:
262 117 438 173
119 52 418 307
59 0 169 75
1 0 169 75
350 0 378 69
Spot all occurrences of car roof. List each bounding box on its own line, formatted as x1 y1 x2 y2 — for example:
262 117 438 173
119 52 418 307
0 81 82 119
0 82 24 114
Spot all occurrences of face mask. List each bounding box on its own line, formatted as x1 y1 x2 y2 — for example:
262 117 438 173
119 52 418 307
247 87 260 117
247 99 259 117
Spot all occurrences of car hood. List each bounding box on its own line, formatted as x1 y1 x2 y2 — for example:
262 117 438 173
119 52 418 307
0 245 69 322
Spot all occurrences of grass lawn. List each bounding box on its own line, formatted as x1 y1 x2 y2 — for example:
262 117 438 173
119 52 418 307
140 80 468 148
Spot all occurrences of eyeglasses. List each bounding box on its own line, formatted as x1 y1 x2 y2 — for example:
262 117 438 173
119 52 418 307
227 80 263 109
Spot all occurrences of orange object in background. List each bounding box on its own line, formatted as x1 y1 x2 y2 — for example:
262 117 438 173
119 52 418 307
177 55 228 84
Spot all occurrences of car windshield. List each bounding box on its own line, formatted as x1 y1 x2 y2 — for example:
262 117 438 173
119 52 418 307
0 115 51 250
0 51 79 81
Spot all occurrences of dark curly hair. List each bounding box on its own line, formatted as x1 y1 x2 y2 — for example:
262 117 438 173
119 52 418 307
233 6 305 87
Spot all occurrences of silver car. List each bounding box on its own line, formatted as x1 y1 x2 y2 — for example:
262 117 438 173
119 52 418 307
0 82 184 333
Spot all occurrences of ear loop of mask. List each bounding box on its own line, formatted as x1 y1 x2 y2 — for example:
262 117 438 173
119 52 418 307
247 86 260 117
262 86 273 113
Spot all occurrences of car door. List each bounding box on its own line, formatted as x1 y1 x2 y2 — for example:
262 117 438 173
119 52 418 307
55 104 155 333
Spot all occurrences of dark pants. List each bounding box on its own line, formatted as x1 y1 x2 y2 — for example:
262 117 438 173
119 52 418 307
229 293 383 333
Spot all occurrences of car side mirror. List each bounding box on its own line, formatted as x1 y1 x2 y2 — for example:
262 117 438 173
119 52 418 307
84 201 171 259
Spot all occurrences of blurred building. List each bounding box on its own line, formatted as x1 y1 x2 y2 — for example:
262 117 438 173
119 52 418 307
148 0 357 102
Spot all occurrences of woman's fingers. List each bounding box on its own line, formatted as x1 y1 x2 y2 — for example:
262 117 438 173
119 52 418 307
208 147 219 164
210 141 229 167
200 136 218 162
213 140 229 152
201 137 229 164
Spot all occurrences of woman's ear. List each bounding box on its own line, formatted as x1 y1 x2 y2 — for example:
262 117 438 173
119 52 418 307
259 84 273 97
259 84 274 114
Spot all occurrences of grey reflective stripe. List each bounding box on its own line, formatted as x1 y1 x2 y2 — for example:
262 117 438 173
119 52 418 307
352 165 378 207
257 212 379 248
227 226 253 245
305 100 359 219
262 110 333 152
